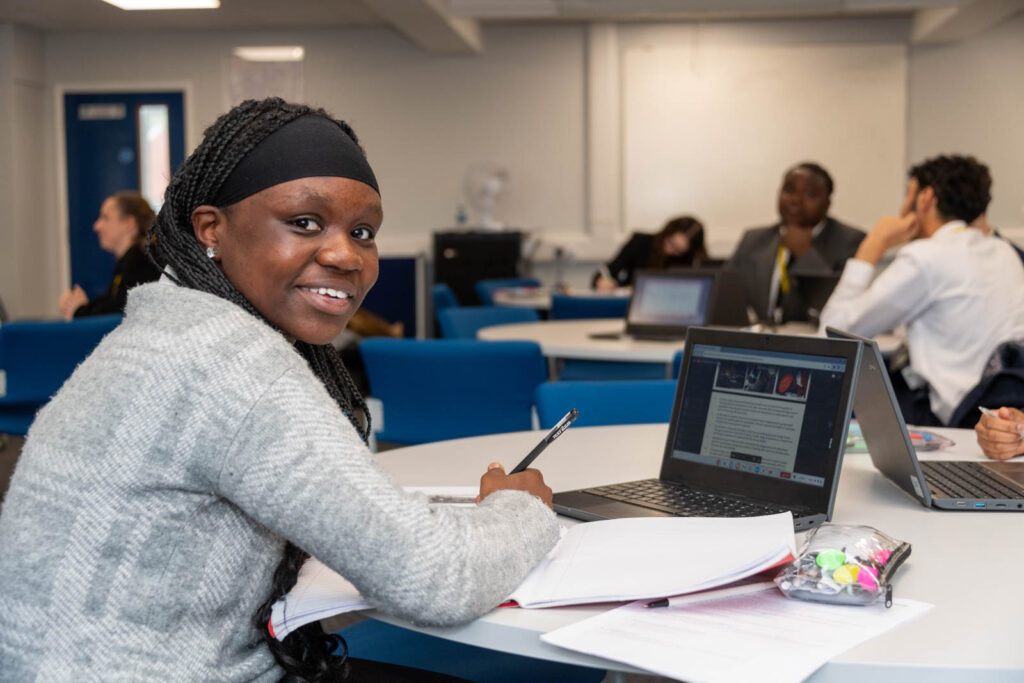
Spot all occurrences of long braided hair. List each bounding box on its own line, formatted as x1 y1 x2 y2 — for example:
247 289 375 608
147 97 371 681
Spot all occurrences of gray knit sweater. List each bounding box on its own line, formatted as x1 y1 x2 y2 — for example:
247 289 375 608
0 281 559 681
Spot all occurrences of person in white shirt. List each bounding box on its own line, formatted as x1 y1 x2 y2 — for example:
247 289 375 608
820 155 1024 426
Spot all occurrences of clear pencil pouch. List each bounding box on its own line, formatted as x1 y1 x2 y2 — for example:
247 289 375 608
774 524 911 607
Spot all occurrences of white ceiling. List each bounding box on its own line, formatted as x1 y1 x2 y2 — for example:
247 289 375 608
0 0 1019 50
0 0 959 32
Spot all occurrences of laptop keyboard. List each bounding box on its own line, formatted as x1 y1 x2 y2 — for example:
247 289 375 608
586 479 788 517
920 461 1021 499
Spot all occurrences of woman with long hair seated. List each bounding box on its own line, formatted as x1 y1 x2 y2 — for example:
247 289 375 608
593 215 708 291
57 191 161 319
0 98 559 681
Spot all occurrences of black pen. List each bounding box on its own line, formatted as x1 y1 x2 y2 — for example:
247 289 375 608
510 409 579 474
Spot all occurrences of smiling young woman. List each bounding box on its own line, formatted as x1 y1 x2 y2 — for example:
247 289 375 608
0 98 559 682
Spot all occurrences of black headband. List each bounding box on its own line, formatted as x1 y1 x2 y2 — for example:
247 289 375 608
212 114 379 207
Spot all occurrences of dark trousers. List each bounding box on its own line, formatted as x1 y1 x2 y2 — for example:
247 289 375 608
888 367 943 427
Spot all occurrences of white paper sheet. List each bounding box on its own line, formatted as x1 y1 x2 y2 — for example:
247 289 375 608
510 513 795 608
270 557 370 640
542 592 933 683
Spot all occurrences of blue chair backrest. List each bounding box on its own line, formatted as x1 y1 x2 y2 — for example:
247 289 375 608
431 283 459 312
549 294 629 320
948 339 1024 428
532 378 675 428
672 349 684 378
474 278 541 306
436 306 539 339
360 338 547 445
0 314 122 405
534 380 677 429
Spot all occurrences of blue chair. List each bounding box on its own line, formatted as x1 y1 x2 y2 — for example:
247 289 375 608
534 380 677 428
474 278 540 306
335 620 604 683
672 349 684 378
0 314 122 436
360 339 547 445
436 306 539 339
549 294 629 320
548 294 663 380
431 283 459 312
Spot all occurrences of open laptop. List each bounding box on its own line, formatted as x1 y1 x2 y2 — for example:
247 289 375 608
555 327 861 530
793 272 840 322
590 269 748 341
827 328 1024 511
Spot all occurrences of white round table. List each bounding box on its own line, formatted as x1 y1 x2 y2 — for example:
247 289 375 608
478 319 903 364
371 424 1024 681
491 287 632 311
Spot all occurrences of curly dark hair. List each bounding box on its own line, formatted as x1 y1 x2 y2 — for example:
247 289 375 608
147 97 370 682
909 154 991 223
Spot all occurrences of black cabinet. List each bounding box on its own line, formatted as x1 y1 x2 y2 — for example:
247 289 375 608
433 231 523 305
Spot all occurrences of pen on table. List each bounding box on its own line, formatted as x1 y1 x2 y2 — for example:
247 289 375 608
509 408 579 474
644 580 777 609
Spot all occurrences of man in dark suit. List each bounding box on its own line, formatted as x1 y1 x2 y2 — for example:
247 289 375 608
728 162 865 323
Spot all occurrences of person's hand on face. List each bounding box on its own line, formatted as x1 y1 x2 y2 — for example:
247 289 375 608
871 214 920 251
780 226 815 260
193 176 383 346
58 285 89 321
975 407 1024 461
477 462 554 508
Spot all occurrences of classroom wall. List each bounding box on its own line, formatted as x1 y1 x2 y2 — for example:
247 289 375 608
0 24 49 320
3 12 1022 316
41 25 587 286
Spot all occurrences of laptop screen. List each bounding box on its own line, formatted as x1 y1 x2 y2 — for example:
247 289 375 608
670 343 848 487
627 273 713 327
661 328 860 518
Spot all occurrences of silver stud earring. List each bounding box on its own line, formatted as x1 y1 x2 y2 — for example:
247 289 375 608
206 246 218 259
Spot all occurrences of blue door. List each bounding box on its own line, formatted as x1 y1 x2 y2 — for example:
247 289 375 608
64 92 185 298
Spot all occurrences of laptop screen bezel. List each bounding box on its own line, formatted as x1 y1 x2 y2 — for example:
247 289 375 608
660 326 861 518
624 269 718 338
825 327 933 507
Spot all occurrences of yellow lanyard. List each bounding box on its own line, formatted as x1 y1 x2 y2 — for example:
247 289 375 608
777 245 790 295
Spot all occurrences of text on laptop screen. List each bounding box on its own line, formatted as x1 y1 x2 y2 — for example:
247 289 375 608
671 343 849 488
629 276 712 326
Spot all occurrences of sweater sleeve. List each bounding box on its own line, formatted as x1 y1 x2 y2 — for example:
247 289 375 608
216 368 560 627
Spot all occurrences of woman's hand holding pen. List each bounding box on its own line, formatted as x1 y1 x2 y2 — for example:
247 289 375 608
976 407 1024 461
477 462 554 509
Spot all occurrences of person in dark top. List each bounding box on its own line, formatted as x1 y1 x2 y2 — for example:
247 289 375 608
727 162 865 323
593 215 708 290
57 191 162 320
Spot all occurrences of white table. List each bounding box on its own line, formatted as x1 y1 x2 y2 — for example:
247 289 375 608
491 287 632 311
373 424 1024 682
478 319 903 364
